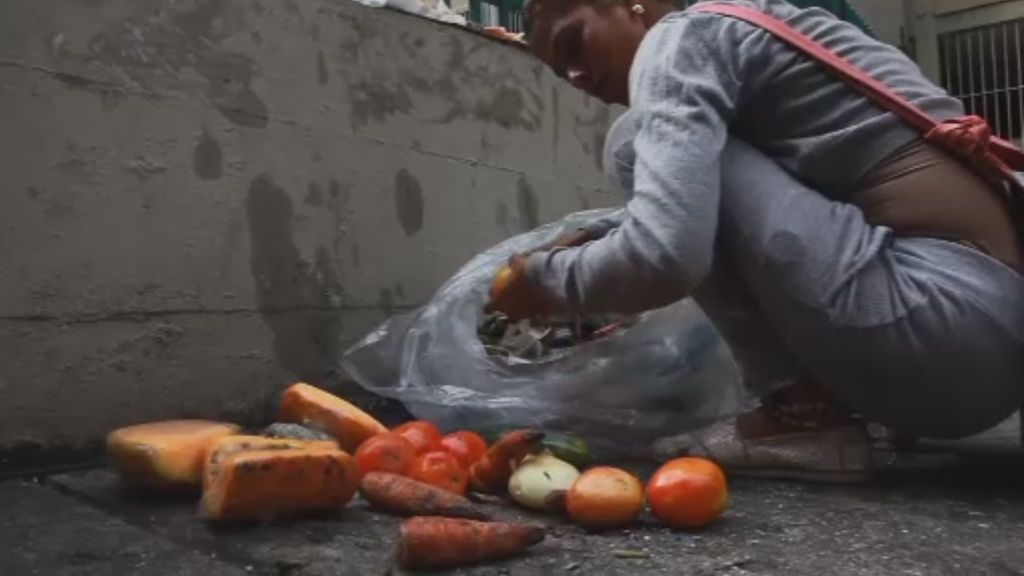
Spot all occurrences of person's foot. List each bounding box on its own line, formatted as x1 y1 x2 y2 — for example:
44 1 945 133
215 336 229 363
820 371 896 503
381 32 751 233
652 390 874 484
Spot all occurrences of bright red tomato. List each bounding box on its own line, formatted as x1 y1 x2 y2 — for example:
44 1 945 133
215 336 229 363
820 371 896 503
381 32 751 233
355 432 416 476
408 450 468 495
439 431 488 469
393 421 442 455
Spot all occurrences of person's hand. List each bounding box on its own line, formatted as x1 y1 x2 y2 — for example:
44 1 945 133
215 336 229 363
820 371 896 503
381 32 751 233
485 255 560 321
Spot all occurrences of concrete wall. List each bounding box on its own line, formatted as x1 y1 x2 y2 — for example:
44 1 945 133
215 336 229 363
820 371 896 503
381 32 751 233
850 0 907 47
0 0 618 461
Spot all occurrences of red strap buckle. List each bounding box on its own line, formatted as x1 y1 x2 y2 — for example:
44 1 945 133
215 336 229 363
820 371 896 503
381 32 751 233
925 116 1013 183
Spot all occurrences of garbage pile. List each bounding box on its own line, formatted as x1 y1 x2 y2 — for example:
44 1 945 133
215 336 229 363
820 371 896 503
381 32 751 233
477 313 634 360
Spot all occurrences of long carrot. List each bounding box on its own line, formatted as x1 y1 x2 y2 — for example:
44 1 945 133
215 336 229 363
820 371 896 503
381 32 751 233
398 516 546 571
469 429 545 493
360 472 490 520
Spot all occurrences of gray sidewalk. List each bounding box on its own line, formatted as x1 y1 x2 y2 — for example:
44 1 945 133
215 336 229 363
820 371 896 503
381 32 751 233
5 421 1024 575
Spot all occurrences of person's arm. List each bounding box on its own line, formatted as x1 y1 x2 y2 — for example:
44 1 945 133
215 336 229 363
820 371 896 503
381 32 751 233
576 109 642 240
578 209 627 239
524 15 747 314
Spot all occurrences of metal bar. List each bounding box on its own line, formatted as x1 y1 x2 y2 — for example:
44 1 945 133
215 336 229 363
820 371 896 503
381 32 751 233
1018 21 1023 143
959 32 968 110
957 88 1017 99
977 30 989 122
962 31 970 112
940 34 951 93
991 24 1001 137
1003 23 1012 140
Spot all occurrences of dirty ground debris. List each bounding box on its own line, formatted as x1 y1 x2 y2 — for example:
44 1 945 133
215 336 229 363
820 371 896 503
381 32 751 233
6 422 1024 576
478 313 631 360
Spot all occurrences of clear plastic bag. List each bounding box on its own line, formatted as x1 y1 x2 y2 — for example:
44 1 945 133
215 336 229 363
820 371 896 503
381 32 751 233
342 209 742 458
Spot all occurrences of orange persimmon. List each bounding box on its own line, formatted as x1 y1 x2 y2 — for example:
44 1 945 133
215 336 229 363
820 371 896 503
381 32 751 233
566 466 645 530
646 457 728 529
489 265 516 301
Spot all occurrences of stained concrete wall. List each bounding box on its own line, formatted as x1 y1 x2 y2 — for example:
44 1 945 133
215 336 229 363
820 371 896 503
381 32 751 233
0 0 618 461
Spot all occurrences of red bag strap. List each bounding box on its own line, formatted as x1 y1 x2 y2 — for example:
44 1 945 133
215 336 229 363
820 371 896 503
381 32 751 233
689 2 1024 179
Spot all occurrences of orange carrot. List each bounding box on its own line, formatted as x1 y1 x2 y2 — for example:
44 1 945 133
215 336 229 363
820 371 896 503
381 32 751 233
360 472 490 520
468 429 544 493
398 516 546 571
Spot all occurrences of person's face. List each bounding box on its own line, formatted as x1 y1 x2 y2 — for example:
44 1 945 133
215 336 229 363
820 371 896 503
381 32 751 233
529 0 649 105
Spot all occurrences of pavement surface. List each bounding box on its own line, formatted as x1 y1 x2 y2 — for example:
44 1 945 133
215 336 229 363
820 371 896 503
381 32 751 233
4 421 1024 576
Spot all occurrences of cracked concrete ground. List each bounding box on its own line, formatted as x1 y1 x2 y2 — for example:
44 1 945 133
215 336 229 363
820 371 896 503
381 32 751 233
4 420 1024 576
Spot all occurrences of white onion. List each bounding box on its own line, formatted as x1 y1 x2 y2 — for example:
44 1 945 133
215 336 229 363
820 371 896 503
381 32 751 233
508 452 580 511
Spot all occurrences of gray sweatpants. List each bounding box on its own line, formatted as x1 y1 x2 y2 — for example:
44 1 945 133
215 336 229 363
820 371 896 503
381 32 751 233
693 140 1024 439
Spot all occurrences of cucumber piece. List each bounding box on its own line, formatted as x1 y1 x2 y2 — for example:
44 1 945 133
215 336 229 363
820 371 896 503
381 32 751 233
541 433 591 469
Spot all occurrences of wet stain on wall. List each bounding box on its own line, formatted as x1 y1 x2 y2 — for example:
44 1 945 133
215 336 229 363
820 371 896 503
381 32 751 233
85 0 269 129
495 200 509 230
316 50 329 85
551 86 561 155
573 104 612 169
350 82 414 128
246 175 341 381
25 185 75 219
193 127 223 180
474 86 542 132
578 192 592 210
350 243 362 269
326 178 354 277
394 169 424 237
339 26 544 131
305 182 324 207
283 0 302 17
124 156 169 180
516 176 540 231
378 288 394 315
314 246 344 305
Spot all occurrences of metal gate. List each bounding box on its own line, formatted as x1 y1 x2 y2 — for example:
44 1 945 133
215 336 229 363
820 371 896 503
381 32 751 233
939 17 1024 145
469 0 525 32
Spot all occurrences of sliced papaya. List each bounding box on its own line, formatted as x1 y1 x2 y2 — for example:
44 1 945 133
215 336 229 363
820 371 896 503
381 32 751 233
107 420 240 490
200 447 360 521
203 434 338 489
278 382 387 452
